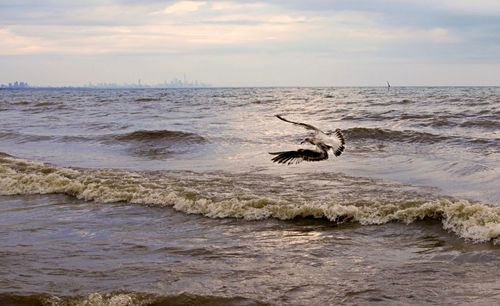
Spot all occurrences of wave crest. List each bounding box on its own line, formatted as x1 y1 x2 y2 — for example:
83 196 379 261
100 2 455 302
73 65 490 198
0 155 498 243
112 130 206 143
105 130 207 158
0 292 261 306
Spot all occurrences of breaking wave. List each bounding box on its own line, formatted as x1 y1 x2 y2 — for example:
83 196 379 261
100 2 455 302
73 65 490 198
0 292 265 306
1 154 498 243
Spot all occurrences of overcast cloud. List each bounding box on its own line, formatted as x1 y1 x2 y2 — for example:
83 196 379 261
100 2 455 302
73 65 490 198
1 0 499 86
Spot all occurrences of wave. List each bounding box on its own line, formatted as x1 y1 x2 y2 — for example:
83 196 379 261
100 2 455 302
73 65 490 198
460 119 500 129
344 127 449 144
397 99 413 104
252 99 279 104
0 131 92 143
0 131 54 143
134 97 161 102
33 101 62 107
1 154 498 243
0 129 208 159
420 118 456 128
19 101 71 113
111 130 206 143
0 292 264 306
0 152 13 158
106 130 207 158
343 127 498 152
366 99 414 106
0 129 206 146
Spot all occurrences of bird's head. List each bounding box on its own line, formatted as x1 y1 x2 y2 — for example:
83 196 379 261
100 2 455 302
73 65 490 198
300 137 314 145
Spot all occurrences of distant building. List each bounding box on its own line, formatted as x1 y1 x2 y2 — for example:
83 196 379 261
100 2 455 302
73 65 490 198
0 78 211 89
82 77 211 89
0 81 30 89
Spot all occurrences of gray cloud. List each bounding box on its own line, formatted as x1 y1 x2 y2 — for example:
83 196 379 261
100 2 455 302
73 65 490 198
0 0 499 85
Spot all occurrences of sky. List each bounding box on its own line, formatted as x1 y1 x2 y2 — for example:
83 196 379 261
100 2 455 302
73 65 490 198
1 0 499 86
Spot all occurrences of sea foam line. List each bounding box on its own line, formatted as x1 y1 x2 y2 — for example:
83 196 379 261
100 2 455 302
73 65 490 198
1 155 499 243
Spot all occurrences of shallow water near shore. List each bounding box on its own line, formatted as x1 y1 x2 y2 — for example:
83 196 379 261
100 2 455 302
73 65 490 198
0 87 499 305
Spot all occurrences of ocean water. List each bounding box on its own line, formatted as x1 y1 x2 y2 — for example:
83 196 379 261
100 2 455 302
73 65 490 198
0 87 499 305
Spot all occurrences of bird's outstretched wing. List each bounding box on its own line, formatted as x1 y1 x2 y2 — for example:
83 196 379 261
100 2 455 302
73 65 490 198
275 115 322 132
269 149 328 165
326 129 345 157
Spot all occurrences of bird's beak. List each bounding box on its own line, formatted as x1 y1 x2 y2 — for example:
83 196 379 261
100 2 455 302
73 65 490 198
300 140 306 144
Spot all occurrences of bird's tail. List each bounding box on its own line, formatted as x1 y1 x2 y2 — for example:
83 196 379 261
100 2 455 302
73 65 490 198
334 129 345 145
326 129 345 157
326 129 345 143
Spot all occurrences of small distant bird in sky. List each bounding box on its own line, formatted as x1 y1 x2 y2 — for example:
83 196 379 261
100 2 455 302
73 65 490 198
269 115 345 165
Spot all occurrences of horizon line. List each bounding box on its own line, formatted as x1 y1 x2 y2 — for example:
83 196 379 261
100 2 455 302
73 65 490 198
1 85 499 89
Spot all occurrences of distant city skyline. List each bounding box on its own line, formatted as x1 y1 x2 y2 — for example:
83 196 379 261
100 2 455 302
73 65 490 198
3 79 500 89
0 81 30 89
83 77 211 88
0 77 211 89
1 1 499 86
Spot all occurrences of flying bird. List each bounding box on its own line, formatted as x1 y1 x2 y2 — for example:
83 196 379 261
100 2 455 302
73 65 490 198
269 115 345 165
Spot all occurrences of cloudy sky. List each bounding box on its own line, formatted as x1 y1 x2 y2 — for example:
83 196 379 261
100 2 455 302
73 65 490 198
1 0 499 86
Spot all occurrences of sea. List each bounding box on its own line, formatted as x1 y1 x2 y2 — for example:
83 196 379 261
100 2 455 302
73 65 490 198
0 87 499 305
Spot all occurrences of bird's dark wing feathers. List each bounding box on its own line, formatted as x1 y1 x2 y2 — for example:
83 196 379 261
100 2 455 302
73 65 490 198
331 129 345 157
269 149 328 165
275 115 321 132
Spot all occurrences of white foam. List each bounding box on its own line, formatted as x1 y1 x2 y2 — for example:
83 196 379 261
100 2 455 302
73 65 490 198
1 156 499 243
43 292 144 306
